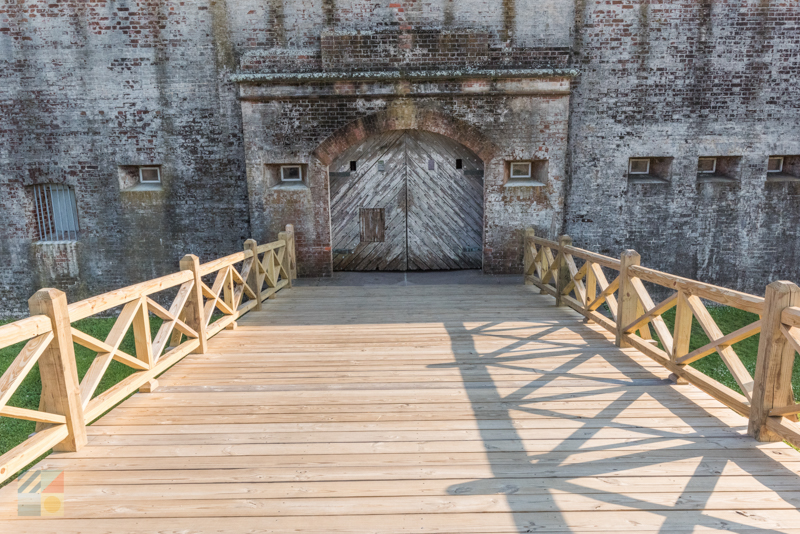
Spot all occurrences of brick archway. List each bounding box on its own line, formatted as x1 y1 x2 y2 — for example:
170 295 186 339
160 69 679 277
312 106 498 166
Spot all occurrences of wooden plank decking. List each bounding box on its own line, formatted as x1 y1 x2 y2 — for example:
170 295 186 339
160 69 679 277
3 283 800 532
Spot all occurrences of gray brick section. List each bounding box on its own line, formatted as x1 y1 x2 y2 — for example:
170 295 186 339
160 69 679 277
0 2 251 315
566 1 800 294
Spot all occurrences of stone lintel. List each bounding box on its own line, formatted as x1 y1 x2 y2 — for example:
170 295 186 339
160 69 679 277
234 69 575 100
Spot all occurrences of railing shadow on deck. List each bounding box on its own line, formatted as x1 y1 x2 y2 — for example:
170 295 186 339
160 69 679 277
0 225 297 485
439 314 800 533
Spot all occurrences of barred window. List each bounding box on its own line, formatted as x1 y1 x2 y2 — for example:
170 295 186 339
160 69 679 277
32 184 79 242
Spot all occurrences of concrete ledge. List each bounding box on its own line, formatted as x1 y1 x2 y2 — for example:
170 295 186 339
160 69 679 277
232 68 578 84
766 174 800 183
628 176 670 185
697 176 739 184
504 180 546 188
120 183 164 193
237 71 575 100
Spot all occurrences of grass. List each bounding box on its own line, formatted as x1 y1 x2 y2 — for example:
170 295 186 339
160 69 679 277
654 305 800 454
656 306 759 394
654 305 800 399
0 316 165 485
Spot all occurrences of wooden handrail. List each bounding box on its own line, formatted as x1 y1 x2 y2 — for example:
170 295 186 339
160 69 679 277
67 270 194 322
197 250 255 277
522 227 800 449
528 235 559 248
782 306 800 328
562 245 621 269
256 239 288 254
0 315 52 347
629 265 764 315
0 224 298 485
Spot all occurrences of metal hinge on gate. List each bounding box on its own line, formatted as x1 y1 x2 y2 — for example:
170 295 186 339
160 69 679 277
333 249 354 255
463 247 481 253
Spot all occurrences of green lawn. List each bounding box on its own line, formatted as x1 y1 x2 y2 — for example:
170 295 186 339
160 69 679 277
0 317 164 485
654 306 800 453
649 305 799 399
655 306 762 395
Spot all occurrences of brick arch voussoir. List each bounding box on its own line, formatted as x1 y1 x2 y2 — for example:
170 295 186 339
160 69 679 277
312 109 498 165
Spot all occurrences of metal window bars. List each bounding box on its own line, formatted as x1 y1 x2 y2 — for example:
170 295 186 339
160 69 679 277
33 184 80 242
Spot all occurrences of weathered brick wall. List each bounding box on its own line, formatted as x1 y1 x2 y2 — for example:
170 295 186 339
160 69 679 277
235 1 575 277
2 0 800 315
566 1 800 295
320 29 491 70
0 1 250 315
240 85 571 276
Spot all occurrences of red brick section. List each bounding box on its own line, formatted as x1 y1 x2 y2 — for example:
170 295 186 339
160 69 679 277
313 107 499 167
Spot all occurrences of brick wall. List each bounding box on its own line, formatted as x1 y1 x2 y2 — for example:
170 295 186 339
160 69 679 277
0 1 250 315
566 1 800 294
241 87 570 276
320 29 491 70
1 0 800 314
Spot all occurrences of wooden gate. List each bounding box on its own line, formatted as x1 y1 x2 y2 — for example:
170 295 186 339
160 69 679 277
330 130 484 271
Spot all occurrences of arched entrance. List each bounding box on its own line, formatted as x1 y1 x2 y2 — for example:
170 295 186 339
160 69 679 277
330 129 484 271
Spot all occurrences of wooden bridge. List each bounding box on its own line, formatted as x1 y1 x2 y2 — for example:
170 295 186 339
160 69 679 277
2 227 800 532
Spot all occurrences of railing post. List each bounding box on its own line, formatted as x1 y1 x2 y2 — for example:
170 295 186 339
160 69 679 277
555 235 572 307
749 281 800 441
585 261 597 319
672 291 693 362
616 250 641 348
180 254 208 354
279 225 295 288
285 224 297 281
244 239 262 311
28 289 87 452
523 228 535 286
668 293 692 385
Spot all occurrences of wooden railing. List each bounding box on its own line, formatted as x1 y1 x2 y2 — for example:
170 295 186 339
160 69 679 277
0 225 296 484
523 228 800 448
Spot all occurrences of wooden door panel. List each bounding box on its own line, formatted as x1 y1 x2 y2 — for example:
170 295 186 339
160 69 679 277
331 131 407 271
359 208 385 243
405 131 484 270
330 129 484 271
